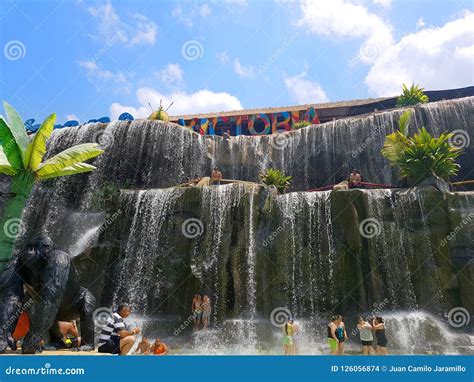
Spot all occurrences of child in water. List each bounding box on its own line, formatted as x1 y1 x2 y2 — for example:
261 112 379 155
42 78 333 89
283 319 295 355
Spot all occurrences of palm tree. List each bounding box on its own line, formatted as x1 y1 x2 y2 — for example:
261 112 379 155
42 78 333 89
381 110 462 185
0 102 103 272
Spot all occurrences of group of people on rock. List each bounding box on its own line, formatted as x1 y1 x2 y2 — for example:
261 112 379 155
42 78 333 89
192 293 212 330
327 315 388 356
184 167 223 187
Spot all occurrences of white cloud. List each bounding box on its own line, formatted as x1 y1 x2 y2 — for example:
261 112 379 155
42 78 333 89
87 1 157 46
284 66 329 104
129 14 157 45
66 114 79 121
372 0 391 8
298 0 393 64
155 63 183 86
199 4 212 17
222 0 248 9
366 11 474 96
78 60 127 83
297 1 474 97
416 17 425 30
216 51 231 65
171 5 193 27
110 87 243 119
233 58 255 78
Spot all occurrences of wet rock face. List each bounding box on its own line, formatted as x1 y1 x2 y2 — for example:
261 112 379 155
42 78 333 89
73 185 474 322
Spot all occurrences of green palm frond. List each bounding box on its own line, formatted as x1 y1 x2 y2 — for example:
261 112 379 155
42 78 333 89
37 162 97 180
0 147 17 176
24 113 56 171
36 143 103 177
259 168 292 193
3 102 30 166
0 117 24 171
396 83 429 107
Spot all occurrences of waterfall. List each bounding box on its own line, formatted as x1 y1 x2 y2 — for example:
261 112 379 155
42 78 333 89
275 191 335 318
112 188 184 313
3 97 472 355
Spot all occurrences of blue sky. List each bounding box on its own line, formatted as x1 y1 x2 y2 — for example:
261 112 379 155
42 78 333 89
0 0 473 124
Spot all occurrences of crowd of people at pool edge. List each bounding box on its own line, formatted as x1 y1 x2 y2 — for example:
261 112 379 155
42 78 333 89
12 294 387 355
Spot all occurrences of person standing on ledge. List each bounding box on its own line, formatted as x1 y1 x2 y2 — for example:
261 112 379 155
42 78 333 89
98 304 140 355
211 166 222 185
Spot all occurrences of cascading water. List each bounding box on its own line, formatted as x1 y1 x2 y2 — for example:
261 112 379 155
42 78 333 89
3 98 472 355
275 191 336 318
112 188 184 313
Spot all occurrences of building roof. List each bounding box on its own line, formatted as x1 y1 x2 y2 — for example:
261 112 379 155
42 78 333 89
169 96 392 121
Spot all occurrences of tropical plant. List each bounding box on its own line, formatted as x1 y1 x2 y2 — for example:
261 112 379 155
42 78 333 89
381 111 462 185
259 168 292 194
0 102 103 272
148 100 173 122
293 120 312 130
396 83 429 107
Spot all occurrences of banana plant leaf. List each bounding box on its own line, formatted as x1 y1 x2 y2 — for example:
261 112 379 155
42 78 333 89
37 162 96 180
3 101 29 165
36 143 103 177
0 118 24 171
